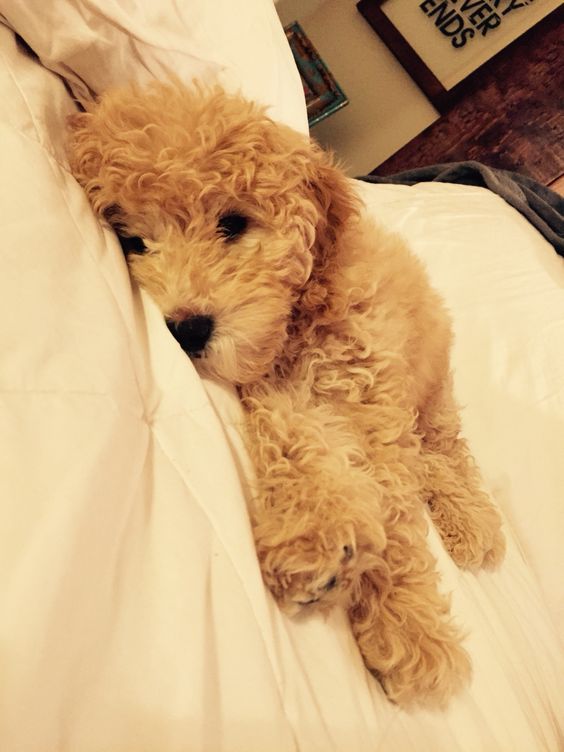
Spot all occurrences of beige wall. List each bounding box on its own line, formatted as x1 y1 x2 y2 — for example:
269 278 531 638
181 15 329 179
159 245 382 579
276 0 439 175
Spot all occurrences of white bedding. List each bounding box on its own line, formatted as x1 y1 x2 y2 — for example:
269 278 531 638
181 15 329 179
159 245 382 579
1 6 563 752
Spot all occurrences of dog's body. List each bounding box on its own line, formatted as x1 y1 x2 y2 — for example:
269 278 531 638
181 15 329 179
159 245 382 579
68 81 505 709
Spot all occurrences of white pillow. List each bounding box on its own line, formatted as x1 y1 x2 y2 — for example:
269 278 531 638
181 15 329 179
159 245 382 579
0 0 308 133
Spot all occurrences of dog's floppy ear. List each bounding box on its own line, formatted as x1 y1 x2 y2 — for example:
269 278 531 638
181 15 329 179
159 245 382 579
66 110 101 186
67 109 123 224
296 143 361 316
66 95 148 229
307 143 360 252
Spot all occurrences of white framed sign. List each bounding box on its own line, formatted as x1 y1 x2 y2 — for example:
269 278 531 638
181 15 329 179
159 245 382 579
357 0 561 111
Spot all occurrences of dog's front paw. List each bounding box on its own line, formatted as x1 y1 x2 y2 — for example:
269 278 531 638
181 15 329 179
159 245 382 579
451 525 506 572
350 568 472 710
255 518 385 616
481 526 506 569
437 510 506 572
378 631 472 710
356 606 472 710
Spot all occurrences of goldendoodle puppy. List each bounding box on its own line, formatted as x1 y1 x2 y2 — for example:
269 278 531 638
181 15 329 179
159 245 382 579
67 81 505 709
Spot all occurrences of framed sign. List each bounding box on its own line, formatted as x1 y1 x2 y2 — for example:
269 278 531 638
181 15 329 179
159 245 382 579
285 21 349 127
357 0 562 112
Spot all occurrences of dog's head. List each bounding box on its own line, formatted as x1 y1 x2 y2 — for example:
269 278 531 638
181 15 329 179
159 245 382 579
67 81 359 383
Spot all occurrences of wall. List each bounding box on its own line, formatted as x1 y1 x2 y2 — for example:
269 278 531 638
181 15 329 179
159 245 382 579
276 0 439 175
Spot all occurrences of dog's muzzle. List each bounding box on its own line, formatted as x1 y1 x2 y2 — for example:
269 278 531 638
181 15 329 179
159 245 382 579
166 315 214 355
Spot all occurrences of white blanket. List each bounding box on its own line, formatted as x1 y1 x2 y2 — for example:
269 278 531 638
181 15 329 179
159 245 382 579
1 16 563 752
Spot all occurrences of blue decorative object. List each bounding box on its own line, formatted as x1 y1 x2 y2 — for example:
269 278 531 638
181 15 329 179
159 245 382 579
284 21 349 127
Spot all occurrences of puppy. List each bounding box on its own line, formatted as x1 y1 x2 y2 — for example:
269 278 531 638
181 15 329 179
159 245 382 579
67 81 505 709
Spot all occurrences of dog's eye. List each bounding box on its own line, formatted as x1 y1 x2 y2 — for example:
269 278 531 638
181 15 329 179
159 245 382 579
118 234 147 255
217 212 248 242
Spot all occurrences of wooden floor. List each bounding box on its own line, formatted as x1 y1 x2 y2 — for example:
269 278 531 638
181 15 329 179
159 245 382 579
371 10 564 189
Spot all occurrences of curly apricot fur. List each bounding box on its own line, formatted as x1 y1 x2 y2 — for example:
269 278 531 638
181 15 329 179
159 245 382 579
67 80 505 709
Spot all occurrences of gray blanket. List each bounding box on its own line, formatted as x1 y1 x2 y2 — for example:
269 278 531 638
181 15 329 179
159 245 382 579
358 161 564 257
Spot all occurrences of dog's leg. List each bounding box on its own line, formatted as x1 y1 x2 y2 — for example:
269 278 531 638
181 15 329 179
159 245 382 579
418 378 505 570
242 385 388 615
348 485 472 709
334 430 472 710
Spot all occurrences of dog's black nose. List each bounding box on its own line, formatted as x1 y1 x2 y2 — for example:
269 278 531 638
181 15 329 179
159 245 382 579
167 315 214 354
